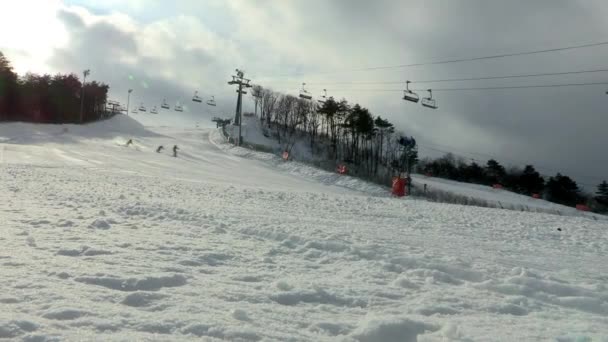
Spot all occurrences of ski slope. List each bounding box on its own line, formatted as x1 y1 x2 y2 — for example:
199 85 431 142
234 116 600 218
1 115 607 341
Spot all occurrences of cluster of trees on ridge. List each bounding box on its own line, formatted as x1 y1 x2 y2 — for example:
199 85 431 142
0 51 109 124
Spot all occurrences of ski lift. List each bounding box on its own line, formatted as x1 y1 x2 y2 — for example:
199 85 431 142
192 91 202 103
206 95 216 106
150 106 158 114
299 83 312 100
318 89 327 104
138 103 146 112
131 108 137 114
421 89 438 109
175 104 183 112
402 81 419 103
161 99 170 109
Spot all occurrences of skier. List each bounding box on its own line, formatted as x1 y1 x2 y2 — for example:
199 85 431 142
423 183 428 193
125 139 133 147
173 145 179 157
156 145 164 153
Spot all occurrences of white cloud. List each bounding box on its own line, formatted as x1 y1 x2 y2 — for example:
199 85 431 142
0 0 68 74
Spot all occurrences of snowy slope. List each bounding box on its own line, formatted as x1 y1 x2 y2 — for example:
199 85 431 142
411 174 601 217
1 115 607 341
232 115 603 219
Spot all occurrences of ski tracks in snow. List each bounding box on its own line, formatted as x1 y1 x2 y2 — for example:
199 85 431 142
1 117 607 341
1 162 607 341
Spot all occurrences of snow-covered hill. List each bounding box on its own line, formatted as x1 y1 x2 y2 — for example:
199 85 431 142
1 115 607 341
231 116 603 219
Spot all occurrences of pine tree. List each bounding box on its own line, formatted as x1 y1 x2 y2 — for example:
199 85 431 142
485 159 506 185
374 116 394 172
0 51 20 121
465 162 485 184
519 165 545 195
504 166 523 192
545 173 581 207
596 180 608 204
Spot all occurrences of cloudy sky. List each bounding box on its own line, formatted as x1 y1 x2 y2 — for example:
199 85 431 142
1 0 606 189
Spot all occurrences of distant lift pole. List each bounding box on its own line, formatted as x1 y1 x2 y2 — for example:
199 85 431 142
253 89 262 118
80 69 90 123
228 69 252 146
127 89 133 116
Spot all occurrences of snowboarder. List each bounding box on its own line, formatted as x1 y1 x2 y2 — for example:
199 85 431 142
173 145 179 157
125 139 133 147
156 145 164 153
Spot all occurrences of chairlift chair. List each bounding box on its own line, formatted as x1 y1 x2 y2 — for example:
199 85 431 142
299 83 312 100
421 89 438 109
161 99 170 109
131 108 138 114
192 91 202 103
206 95 216 106
150 106 158 114
138 103 146 112
402 81 420 103
175 104 183 112
318 89 327 104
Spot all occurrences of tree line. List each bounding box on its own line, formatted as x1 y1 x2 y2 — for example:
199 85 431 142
418 153 607 213
250 84 606 214
251 85 417 181
0 51 109 124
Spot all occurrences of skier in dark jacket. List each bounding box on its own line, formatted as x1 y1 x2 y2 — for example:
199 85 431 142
156 145 164 153
173 145 179 157
125 139 133 147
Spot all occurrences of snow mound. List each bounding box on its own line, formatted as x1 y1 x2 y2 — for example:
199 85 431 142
0 320 38 338
89 219 111 230
476 270 608 315
74 274 187 292
0 114 160 145
350 317 438 342
42 308 90 320
231 309 250 321
121 292 168 307
269 287 367 308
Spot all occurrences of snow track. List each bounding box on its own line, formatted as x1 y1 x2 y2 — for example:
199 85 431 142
1 116 607 341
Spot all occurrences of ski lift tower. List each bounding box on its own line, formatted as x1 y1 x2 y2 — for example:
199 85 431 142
228 69 252 146
106 100 121 116
79 69 90 123
126 89 133 115
252 87 263 118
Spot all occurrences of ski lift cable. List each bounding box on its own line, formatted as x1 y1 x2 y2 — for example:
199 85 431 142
304 81 608 93
287 68 608 86
256 40 608 78
411 68 608 84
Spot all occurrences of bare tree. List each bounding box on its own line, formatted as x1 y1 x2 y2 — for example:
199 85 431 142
251 85 263 121
261 89 278 129
307 103 321 151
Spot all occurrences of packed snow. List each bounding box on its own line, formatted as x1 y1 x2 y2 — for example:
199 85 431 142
1 115 607 341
